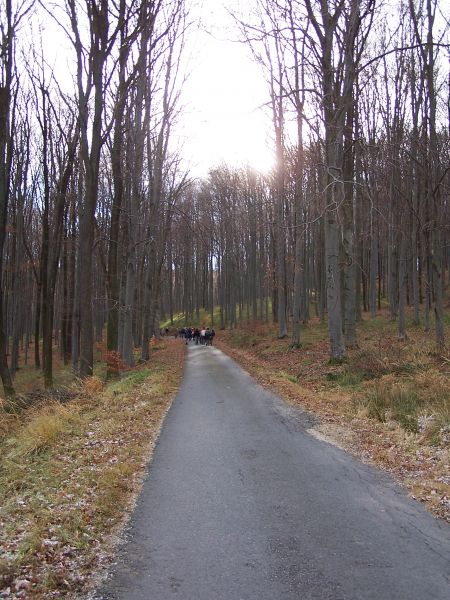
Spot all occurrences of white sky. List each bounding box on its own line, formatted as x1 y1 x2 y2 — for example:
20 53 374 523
32 0 274 178
177 1 274 176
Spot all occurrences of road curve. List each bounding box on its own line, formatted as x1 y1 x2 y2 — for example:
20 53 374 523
96 343 450 600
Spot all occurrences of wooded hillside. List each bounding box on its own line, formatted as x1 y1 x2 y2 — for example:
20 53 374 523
0 0 448 399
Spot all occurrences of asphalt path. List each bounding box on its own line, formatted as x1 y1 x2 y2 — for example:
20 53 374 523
97 343 450 600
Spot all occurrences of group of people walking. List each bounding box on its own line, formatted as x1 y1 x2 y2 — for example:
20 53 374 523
177 327 216 346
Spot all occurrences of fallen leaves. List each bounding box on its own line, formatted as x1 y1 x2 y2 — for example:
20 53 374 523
0 339 186 599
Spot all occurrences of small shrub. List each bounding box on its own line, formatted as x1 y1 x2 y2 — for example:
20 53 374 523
0 409 19 438
392 362 417 375
434 398 450 431
325 371 363 386
419 416 441 445
420 399 450 445
44 566 74 591
17 526 46 560
328 356 347 366
414 370 450 405
26 413 67 452
96 462 136 520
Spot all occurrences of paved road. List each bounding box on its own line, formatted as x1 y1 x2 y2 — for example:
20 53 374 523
97 344 450 600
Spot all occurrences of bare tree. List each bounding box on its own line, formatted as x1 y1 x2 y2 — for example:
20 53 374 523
67 0 118 377
0 0 33 396
409 0 446 349
304 0 375 359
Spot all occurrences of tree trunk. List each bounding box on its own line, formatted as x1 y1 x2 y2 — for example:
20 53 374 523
0 4 15 396
342 91 357 347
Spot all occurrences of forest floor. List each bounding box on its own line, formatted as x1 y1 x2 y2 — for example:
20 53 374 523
215 312 450 524
0 339 185 599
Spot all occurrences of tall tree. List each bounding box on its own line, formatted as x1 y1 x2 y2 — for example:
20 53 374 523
68 0 117 377
409 0 446 349
0 0 32 396
304 0 375 359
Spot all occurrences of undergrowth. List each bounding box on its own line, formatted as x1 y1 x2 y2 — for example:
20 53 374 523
321 333 450 438
356 385 423 432
0 340 185 598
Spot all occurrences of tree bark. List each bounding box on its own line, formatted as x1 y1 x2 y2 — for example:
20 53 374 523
0 1 16 396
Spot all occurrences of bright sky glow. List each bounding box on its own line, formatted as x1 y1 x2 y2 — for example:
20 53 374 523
35 0 274 178
177 1 275 176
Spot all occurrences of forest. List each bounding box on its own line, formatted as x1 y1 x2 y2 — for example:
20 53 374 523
1 1 449 596
0 0 449 398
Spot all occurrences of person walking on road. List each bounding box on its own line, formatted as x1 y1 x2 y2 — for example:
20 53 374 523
193 328 200 344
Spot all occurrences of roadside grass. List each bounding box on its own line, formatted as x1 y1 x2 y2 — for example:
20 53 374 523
107 368 152 393
356 385 423 432
0 339 186 598
278 371 299 384
325 371 365 387
7 401 82 456
215 308 450 521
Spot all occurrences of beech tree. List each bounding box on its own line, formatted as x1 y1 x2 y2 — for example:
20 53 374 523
303 0 375 358
409 0 446 349
0 0 33 397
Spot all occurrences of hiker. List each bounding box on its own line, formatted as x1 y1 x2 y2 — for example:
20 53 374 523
210 328 216 345
200 328 206 344
193 328 200 344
